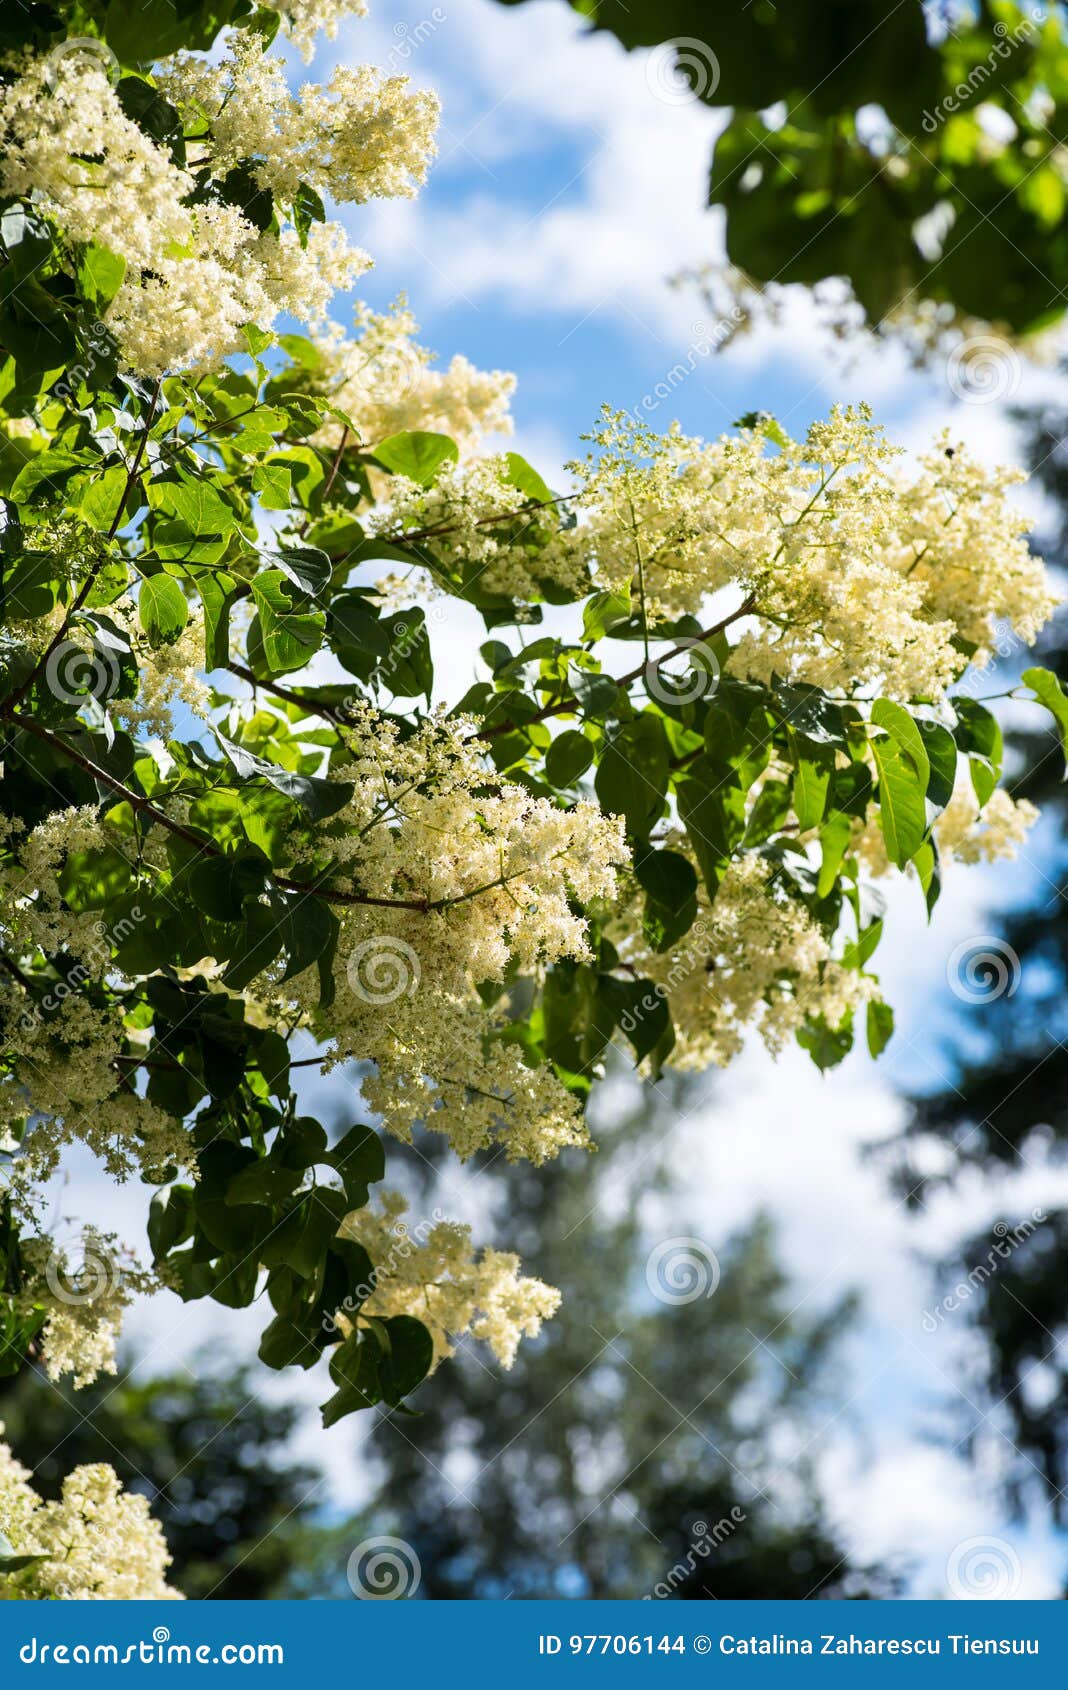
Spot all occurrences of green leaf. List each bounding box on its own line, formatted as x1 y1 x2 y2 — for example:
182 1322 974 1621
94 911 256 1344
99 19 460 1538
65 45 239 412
921 722 958 808
226 1161 304 1207
328 1124 385 1208
372 431 459 486
598 974 674 1067
149 477 235 537
870 698 930 789
869 733 927 869
321 1332 382 1424
188 845 271 923
272 544 331 598
594 714 669 836
504 452 555 506
953 698 1003 805
76 245 126 310
147 1186 194 1258
582 588 632 642
375 1314 434 1405
138 572 188 647
215 731 353 820
792 740 834 830
259 1308 322 1371
635 848 698 950
798 1014 853 1070
0 1527 48 1574
545 729 594 787
250 571 325 676
911 838 942 918
1023 665 1068 774
277 894 339 985
866 999 895 1058
192 567 237 671
292 181 326 246
380 608 433 699
676 755 746 891
816 810 852 899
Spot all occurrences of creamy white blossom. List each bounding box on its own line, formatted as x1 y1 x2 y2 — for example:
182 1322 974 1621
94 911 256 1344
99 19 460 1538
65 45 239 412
0 1436 179 1599
156 36 439 205
310 300 515 453
339 1190 560 1368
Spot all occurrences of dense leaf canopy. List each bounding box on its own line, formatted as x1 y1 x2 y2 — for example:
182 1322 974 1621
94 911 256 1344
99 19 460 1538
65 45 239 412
0 0 1063 1465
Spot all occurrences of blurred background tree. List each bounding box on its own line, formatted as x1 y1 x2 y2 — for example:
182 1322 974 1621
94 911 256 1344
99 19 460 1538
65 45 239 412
0 1078 897 1598
311 1076 898 1598
0 1358 343 1598
884 395 1068 1517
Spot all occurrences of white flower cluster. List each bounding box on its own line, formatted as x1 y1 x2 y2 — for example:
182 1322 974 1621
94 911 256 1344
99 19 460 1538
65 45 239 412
19 1228 150 1390
575 406 1054 698
263 0 369 60
0 54 191 272
0 1436 178 1600
339 1190 560 1368
621 854 879 1070
936 783 1040 865
393 406 1055 701
0 984 194 1185
2 810 195 1184
375 454 586 601
312 300 516 454
0 47 380 374
108 209 366 378
285 708 626 1163
156 34 439 205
